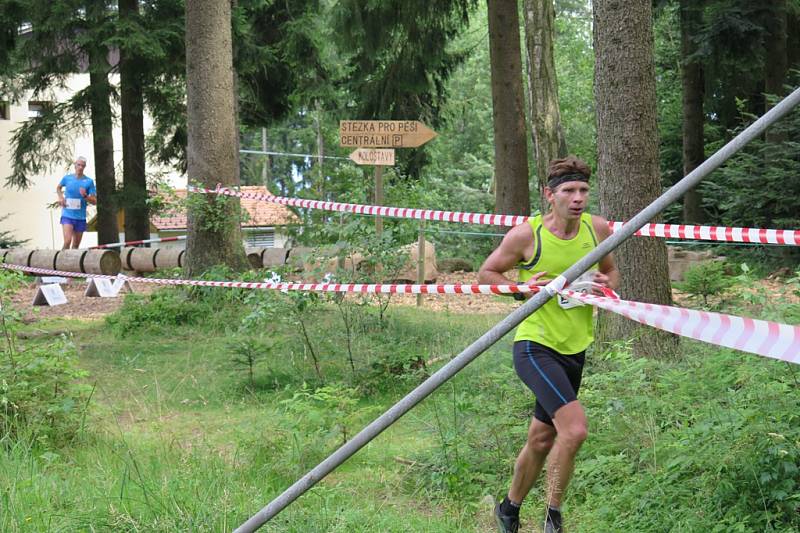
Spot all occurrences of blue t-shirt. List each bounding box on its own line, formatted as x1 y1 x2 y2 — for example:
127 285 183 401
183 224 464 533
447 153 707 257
59 174 96 220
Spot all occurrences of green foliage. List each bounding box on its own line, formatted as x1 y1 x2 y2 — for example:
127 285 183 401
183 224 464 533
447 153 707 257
570 343 800 532
227 335 279 389
280 382 362 446
676 260 734 305
332 0 476 178
105 290 212 337
701 96 800 247
5 267 800 530
0 271 91 447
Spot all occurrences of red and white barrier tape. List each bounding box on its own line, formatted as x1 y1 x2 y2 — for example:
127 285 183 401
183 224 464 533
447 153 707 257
91 236 187 249
0 263 535 296
562 290 800 364
609 222 799 246
5 263 797 364
190 185 800 246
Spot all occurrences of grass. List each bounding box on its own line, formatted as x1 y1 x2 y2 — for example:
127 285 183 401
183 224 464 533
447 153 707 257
1 281 799 532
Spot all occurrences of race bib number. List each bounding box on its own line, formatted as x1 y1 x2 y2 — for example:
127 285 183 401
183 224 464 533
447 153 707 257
557 271 597 310
66 198 82 210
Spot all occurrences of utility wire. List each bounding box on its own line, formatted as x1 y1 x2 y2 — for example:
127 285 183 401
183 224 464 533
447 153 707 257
240 149 350 161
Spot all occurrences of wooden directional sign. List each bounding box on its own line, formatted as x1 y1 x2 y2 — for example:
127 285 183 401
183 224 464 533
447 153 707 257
339 120 437 148
349 148 396 166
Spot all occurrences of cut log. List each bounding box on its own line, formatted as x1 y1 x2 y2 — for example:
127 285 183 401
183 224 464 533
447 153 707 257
3 248 34 267
246 247 263 269
54 249 87 273
29 249 59 270
120 247 136 271
127 247 158 272
82 249 121 275
154 248 184 269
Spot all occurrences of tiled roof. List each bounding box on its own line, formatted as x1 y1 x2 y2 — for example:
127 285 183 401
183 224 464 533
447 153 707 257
151 186 299 230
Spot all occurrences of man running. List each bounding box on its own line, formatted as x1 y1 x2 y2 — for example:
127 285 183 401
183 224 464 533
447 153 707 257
478 156 619 533
56 156 97 249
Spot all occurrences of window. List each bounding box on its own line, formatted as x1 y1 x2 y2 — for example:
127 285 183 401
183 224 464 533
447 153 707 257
245 229 275 248
0 102 8 120
27 101 51 118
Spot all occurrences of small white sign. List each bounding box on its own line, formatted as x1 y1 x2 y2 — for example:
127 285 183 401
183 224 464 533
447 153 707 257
32 284 68 306
84 278 117 298
38 276 69 285
66 198 82 209
111 276 133 294
348 148 396 166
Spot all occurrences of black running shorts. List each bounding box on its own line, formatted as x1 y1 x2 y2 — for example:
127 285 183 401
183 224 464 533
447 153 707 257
513 340 586 426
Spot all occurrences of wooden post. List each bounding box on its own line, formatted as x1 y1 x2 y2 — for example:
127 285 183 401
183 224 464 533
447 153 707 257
416 221 425 307
261 127 270 188
374 165 383 236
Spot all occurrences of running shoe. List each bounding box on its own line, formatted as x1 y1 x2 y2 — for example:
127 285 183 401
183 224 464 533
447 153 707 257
494 502 520 533
543 511 563 533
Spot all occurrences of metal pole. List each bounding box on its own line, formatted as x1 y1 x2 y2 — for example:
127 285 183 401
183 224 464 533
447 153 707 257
261 128 269 189
235 87 800 533
416 221 426 307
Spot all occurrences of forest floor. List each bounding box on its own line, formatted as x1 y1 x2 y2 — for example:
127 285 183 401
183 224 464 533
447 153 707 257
3 269 798 532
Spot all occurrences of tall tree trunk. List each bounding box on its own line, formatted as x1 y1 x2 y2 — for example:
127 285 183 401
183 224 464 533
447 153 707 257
119 0 149 243
314 99 324 197
523 0 567 213
86 3 118 246
184 0 247 274
593 0 677 358
680 0 705 224
788 7 800 71
487 0 530 217
764 0 788 106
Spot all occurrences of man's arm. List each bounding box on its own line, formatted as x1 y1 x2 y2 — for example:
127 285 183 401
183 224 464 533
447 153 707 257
80 183 97 205
478 224 550 300
478 224 529 284
56 183 66 207
591 215 620 291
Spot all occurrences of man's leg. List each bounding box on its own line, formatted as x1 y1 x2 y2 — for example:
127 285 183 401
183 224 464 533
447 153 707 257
546 400 588 508
61 224 74 250
508 417 556 503
71 231 84 249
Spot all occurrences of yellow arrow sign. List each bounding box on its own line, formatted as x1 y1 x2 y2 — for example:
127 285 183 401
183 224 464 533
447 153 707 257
339 120 437 148
348 148 396 166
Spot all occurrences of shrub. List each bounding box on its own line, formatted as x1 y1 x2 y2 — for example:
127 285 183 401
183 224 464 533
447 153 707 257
676 260 734 305
106 290 212 336
1 270 91 446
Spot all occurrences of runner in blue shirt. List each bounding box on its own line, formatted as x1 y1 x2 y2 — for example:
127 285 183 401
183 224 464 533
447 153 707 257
56 156 97 249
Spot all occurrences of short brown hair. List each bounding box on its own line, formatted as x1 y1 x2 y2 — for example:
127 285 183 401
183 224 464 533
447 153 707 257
547 155 591 181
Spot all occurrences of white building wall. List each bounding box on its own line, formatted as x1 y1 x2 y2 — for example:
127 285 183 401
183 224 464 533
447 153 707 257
0 74 184 249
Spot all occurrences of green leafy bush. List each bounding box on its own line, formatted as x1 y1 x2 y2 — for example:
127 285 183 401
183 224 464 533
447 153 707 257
676 260 734 305
1 270 91 446
106 290 212 336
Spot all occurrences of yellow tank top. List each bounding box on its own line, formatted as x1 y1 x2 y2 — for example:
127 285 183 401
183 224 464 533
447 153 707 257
514 213 598 354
